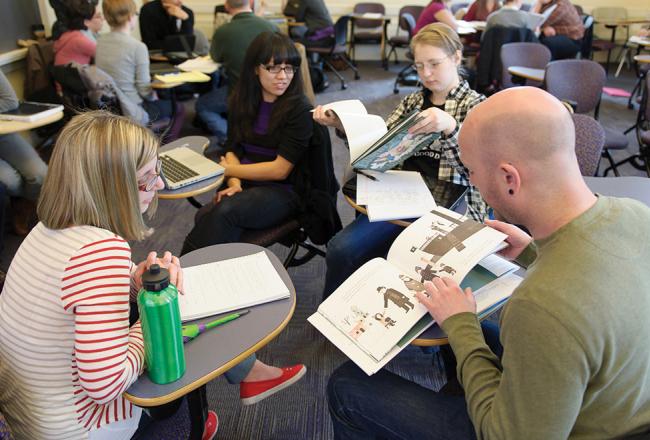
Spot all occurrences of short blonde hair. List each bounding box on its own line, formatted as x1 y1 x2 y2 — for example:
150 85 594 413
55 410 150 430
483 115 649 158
38 111 159 241
103 0 137 28
410 23 463 56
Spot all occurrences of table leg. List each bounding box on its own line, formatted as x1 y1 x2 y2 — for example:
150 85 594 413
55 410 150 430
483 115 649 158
381 20 389 69
187 385 208 440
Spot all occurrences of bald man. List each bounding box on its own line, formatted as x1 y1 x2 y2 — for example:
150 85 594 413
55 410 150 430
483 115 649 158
327 87 650 439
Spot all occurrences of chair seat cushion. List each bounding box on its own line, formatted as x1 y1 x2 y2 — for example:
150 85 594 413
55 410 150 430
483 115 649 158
388 35 409 46
604 127 629 150
307 44 347 55
240 218 301 247
354 31 382 42
592 40 617 50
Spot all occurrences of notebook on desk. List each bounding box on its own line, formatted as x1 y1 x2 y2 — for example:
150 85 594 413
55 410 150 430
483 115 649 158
160 146 224 190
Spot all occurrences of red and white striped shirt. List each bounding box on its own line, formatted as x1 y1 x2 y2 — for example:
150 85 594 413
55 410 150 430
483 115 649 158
0 223 145 439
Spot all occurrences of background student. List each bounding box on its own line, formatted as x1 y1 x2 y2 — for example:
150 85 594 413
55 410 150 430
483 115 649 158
314 23 487 299
96 0 185 139
283 0 335 47
414 0 458 34
183 32 314 253
463 0 500 22
0 71 48 236
54 0 103 66
533 0 585 59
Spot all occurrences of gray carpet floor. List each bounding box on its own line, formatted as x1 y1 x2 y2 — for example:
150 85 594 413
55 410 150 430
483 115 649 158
1 60 648 439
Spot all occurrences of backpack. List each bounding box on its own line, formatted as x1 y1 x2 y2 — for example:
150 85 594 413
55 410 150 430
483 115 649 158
296 122 342 245
309 64 329 93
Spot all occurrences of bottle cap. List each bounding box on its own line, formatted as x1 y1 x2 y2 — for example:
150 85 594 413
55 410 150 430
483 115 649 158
142 264 170 292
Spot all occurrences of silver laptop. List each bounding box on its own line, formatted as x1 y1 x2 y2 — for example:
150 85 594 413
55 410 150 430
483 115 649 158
160 146 224 190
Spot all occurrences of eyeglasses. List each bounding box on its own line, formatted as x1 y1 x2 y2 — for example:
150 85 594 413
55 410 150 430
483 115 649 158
261 64 298 75
138 158 162 192
412 56 451 72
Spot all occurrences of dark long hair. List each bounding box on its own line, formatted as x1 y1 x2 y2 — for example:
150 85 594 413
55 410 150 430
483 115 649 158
228 31 304 145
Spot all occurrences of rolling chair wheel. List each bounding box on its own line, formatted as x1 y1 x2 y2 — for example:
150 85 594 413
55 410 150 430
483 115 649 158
342 83 348 90
393 88 399 94
354 73 360 80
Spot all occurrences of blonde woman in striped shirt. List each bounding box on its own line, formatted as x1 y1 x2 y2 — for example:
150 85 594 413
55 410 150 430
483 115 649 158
0 111 193 439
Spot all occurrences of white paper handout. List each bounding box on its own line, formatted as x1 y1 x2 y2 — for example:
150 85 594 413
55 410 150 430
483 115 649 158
179 251 289 321
357 170 436 222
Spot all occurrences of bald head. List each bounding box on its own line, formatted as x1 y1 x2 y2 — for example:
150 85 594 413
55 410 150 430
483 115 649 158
460 87 576 168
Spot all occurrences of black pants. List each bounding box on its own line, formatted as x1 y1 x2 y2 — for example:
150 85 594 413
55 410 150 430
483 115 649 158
540 35 582 60
182 185 300 255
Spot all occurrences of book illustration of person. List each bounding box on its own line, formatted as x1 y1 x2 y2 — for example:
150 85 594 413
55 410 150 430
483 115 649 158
415 264 439 283
399 274 425 293
350 305 368 320
374 312 396 328
437 263 456 276
377 286 414 313
368 135 415 170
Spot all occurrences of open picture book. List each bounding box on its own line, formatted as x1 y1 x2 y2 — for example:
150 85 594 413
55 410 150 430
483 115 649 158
322 99 439 172
309 207 523 375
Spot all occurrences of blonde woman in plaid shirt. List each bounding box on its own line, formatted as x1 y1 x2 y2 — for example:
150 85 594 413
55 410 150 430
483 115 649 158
314 23 487 299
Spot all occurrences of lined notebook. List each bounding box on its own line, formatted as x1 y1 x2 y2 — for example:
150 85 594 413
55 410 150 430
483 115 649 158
179 251 290 322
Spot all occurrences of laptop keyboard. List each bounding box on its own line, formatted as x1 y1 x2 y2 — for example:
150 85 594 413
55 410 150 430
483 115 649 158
161 155 199 183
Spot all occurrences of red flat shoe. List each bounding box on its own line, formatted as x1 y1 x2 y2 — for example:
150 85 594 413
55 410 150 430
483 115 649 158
201 410 218 440
239 364 306 406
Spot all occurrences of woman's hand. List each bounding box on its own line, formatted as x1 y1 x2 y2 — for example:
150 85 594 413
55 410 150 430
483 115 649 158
484 219 532 260
133 251 184 294
313 105 344 131
408 107 457 136
214 183 242 204
542 26 556 37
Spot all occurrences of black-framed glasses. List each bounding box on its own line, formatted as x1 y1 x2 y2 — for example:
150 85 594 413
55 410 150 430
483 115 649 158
138 158 162 192
261 64 298 75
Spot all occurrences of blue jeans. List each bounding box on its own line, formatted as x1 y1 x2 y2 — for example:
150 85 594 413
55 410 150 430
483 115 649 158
0 133 47 200
195 84 229 140
328 320 503 439
182 185 300 254
328 361 477 440
323 214 403 299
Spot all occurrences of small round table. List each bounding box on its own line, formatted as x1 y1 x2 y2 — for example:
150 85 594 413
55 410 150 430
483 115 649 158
0 110 64 135
507 66 545 83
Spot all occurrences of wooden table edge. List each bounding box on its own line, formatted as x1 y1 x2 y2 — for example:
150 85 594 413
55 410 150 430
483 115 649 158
0 111 64 135
507 66 544 82
411 336 449 346
123 293 297 407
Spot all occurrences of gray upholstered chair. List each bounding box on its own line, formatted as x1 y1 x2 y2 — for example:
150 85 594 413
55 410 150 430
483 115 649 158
385 5 424 68
500 42 551 89
573 114 606 176
544 59 629 175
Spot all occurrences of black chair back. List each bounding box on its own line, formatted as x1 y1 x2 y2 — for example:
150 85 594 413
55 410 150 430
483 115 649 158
333 15 352 50
581 15 595 59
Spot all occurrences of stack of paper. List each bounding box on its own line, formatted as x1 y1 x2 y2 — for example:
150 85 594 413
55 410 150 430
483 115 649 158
177 56 220 74
154 71 211 83
357 170 436 222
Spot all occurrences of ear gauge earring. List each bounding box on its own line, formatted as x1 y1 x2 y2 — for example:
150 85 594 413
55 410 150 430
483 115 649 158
508 189 514 195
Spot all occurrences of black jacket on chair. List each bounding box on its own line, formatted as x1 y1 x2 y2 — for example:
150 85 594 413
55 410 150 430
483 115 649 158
476 26 537 91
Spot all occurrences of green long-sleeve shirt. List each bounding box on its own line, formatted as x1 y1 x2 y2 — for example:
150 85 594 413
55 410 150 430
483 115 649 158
441 196 650 439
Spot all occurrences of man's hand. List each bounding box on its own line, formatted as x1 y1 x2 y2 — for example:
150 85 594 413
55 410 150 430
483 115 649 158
542 26 556 37
163 4 189 20
415 278 476 325
408 107 457 136
133 251 184 294
484 219 532 260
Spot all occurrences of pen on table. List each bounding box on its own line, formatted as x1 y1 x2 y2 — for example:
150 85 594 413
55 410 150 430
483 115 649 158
354 169 380 182
182 309 250 343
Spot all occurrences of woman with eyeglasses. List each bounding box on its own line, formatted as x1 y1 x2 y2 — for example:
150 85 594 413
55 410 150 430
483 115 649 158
313 23 487 300
0 111 191 439
182 31 313 254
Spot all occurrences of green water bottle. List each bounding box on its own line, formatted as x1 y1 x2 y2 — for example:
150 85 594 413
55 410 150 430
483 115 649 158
138 264 186 384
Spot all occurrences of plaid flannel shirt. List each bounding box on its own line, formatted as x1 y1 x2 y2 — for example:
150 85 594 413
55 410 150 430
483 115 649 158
385 80 488 221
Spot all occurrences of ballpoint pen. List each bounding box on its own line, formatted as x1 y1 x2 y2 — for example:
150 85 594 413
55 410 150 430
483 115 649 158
354 169 380 182
182 309 250 343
